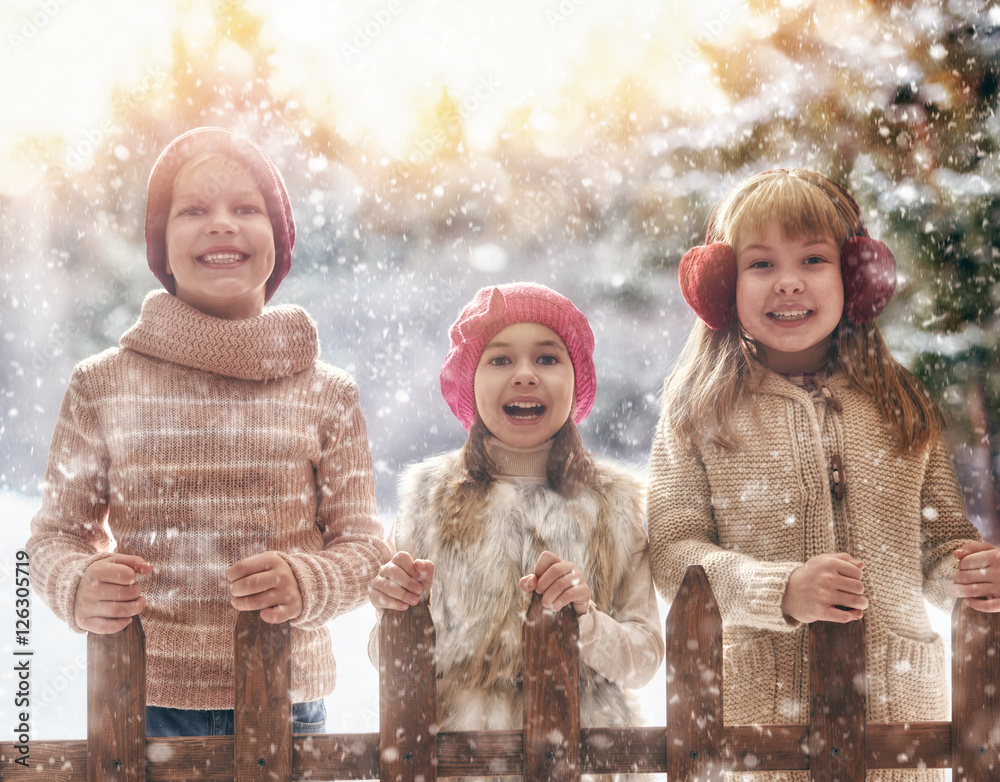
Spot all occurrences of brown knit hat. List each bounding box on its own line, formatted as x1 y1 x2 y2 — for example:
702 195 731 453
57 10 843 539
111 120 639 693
145 127 295 303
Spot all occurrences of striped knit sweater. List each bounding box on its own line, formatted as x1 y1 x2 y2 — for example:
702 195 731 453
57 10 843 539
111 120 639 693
647 370 980 782
27 291 390 709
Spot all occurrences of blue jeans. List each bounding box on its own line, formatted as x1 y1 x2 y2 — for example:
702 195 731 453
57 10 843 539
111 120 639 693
146 699 327 737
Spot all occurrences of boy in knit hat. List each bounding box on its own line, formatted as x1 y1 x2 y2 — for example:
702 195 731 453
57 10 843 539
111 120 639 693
27 127 391 736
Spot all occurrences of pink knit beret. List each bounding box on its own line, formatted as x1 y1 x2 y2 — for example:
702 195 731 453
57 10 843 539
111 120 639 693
440 283 597 431
145 127 295 303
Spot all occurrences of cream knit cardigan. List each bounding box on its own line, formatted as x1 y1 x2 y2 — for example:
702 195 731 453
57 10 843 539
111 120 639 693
28 291 390 709
647 371 980 782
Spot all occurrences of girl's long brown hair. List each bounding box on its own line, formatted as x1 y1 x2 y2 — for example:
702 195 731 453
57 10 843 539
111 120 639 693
458 412 597 498
664 169 944 454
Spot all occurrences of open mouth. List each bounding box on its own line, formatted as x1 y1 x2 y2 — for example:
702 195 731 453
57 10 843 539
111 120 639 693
198 252 248 265
504 401 546 419
768 309 811 321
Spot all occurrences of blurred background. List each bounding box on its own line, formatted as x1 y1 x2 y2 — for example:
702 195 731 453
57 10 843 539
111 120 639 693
0 0 997 741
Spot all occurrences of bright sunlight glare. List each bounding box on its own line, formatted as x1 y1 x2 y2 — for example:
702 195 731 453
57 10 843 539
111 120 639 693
0 0 750 187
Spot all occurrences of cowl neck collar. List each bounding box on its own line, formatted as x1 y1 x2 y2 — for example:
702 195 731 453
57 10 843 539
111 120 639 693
485 437 553 479
120 290 319 380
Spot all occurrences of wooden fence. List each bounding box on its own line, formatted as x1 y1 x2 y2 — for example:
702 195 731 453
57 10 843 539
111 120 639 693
1 565 997 781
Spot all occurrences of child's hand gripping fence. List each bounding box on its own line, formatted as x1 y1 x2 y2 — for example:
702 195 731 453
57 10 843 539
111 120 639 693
1 564 997 781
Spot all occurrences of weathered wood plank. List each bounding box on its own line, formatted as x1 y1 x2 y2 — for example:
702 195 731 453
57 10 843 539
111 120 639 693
234 611 292 782
1 740 87 781
87 618 146 782
724 725 808 772
952 599 1000 781
0 733 380 781
291 732 381 779
523 594 580 782
665 565 725 782
579 727 664 774
379 599 436 782
808 619 866 782
0 722 966 779
437 730 523 777
866 722 951 769
145 735 233 781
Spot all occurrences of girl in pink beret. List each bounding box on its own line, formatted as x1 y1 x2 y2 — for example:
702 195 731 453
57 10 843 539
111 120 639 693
369 282 664 737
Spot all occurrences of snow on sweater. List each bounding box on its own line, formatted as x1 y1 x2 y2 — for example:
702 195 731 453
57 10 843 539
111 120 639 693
647 370 980 782
27 290 390 709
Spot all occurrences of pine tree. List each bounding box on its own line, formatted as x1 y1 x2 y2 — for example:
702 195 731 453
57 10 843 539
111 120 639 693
875 7 1000 539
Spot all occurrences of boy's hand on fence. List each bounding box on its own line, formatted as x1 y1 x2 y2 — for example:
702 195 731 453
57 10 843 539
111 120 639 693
74 554 153 634
228 552 303 623
521 551 591 616
369 551 434 611
781 552 867 624
951 542 1000 612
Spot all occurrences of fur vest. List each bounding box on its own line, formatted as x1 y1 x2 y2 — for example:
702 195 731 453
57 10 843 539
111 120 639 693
393 449 647 732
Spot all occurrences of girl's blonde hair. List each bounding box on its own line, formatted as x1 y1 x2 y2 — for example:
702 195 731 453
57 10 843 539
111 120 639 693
664 169 944 453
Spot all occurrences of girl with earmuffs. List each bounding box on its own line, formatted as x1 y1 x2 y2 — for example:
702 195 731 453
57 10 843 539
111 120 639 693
646 168 999 782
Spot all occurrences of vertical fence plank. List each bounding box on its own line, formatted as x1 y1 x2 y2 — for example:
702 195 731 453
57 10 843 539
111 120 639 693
87 617 146 782
951 600 1000 782
665 565 724 782
523 593 580 782
808 619 866 782
379 599 437 782
234 611 292 782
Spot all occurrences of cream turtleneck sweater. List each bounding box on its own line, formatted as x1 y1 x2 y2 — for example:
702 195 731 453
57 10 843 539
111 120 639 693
28 291 390 709
483 437 551 484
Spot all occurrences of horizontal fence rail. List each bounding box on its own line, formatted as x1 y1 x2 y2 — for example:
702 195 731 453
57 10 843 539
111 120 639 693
1 565 997 781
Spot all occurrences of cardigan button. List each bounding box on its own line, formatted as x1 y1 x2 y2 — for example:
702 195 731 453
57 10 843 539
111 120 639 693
831 454 845 500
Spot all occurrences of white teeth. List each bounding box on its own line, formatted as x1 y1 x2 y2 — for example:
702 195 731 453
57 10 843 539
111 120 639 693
200 253 245 264
770 310 809 320
504 401 545 418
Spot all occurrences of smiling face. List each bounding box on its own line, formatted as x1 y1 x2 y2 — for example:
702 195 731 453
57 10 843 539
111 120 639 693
735 220 844 374
473 322 575 449
164 156 276 319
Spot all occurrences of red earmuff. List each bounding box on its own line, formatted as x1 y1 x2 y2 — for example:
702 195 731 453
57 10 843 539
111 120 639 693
841 235 897 324
679 242 737 331
679 173 897 330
